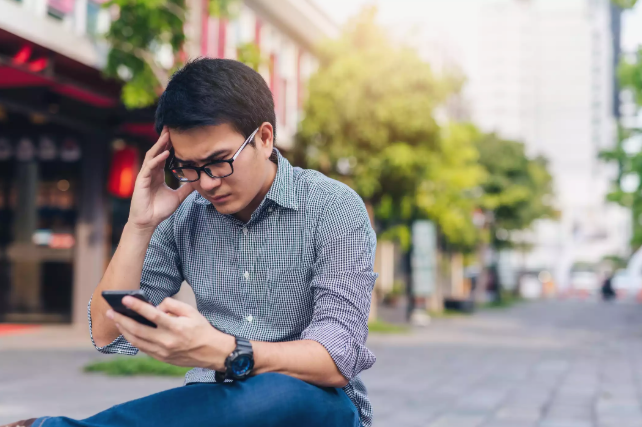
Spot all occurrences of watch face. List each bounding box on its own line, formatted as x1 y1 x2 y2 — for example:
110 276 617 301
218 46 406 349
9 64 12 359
231 354 253 376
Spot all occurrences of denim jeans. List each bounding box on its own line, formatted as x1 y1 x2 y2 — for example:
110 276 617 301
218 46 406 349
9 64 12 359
32 373 362 427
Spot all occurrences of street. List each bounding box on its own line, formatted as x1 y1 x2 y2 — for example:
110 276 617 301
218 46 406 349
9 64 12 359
2 299 642 427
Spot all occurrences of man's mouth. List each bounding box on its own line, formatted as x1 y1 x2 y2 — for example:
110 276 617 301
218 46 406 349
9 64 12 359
211 194 231 202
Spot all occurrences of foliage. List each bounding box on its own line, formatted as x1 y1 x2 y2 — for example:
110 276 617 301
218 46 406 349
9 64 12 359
102 0 260 108
619 49 642 107
84 356 191 376
601 0 642 247
601 134 642 247
602 254 627 270
612 0 638 8
483 290 523 309
368 320 410 334
290 8 484 249
476 134 556 250
236 42 263 71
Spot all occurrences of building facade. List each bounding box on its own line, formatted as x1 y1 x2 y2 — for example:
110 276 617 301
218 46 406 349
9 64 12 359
0 0 336 325
397 0 630 290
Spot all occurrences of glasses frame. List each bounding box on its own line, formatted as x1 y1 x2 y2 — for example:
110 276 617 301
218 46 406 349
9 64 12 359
167 127 260 183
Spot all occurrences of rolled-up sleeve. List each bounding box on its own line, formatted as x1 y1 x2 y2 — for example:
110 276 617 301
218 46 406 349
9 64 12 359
300 188 378 380
88 215 184 355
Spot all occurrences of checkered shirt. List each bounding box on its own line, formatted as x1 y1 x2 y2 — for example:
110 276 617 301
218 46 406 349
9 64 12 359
88 150 378 427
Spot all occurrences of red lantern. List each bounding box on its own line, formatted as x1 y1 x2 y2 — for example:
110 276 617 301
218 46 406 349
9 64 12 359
107 146 140 198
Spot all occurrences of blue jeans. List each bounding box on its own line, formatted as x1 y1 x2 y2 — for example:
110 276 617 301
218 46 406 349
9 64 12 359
33 373 361 427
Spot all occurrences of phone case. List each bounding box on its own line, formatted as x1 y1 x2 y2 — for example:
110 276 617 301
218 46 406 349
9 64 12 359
101 291 157 328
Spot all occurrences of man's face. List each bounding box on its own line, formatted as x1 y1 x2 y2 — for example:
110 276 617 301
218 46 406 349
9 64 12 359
169 123 274 217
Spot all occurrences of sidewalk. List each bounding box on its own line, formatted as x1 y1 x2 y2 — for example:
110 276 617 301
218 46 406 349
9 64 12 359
0 324 94 350
3 299 642 426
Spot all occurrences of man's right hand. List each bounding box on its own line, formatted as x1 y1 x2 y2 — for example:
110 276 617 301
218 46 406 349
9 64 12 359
128 127 194 232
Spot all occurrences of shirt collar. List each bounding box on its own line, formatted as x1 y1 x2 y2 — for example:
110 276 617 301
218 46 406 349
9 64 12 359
265 149 298 211
192 148 298 211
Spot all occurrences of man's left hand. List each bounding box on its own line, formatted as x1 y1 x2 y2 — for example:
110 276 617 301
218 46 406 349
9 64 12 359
106 296 235 371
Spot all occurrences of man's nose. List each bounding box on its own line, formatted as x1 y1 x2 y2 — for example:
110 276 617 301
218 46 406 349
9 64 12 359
199 174 222 191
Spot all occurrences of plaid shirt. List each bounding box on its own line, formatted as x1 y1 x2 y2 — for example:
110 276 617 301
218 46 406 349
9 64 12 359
88 150 378 427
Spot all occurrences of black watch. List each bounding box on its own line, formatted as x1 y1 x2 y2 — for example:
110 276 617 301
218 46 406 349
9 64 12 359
215 336 254 382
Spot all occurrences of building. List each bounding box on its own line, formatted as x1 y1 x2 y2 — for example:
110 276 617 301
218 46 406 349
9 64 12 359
394 0 630 290
0 0 337 326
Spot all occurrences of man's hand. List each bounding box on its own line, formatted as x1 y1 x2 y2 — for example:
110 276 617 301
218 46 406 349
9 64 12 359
128 127 194 232
106 296 235 371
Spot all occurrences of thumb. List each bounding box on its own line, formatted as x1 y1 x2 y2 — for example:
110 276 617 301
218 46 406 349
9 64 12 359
158 297 197 317
175 182 195 203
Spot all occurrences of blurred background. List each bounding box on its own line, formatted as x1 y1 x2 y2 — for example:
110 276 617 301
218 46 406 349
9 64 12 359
3 0 642 426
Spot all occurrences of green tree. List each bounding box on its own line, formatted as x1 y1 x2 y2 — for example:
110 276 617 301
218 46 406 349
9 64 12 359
289 8 484 250
601 2 642 247
102 0 258 108
476 134 556 251
612 0 638 8
473 134 555 301
600 126 642 246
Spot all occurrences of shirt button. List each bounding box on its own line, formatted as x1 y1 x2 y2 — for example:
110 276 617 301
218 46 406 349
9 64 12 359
246 315 253 323
268 208 273 213
242 227 248 235
244 271 249 280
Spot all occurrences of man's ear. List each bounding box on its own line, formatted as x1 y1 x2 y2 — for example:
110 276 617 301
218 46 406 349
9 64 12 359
258 123 274 158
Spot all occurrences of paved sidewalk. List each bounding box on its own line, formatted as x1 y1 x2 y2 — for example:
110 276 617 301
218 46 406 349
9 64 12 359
2 299 642 426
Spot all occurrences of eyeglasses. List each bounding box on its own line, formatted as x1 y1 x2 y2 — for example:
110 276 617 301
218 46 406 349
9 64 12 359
167 127 260 183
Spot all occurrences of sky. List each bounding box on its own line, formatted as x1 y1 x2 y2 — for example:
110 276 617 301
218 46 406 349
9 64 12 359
317 0 642 51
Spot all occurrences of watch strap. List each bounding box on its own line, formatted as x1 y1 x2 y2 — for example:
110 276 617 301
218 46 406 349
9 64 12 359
234 336 253 355
214 370 227 383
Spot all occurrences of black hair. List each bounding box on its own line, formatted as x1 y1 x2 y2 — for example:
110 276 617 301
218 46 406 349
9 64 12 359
155 58 276 145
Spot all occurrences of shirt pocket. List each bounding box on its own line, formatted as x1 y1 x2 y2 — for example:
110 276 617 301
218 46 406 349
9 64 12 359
266 267 314 336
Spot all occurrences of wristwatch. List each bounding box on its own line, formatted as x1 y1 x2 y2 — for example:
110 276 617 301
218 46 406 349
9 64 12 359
215 336 254 382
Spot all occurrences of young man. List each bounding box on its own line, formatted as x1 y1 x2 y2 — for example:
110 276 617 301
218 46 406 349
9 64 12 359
4 58 377 427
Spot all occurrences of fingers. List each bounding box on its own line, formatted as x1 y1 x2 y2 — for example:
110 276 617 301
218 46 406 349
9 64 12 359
146 150 170 171
144 127 170 162
122 296 173 329
157 297 197 317
138 148 170 182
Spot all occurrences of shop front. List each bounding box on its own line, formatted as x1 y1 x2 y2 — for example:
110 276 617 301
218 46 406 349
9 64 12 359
0 32 155 325
0 116 82 322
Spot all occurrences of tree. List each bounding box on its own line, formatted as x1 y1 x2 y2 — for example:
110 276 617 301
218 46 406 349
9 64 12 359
102 0 258 108
290 8 484 250
600 126 642 246
476 134 556 251
600 17 642 247
612 0 638 8
474 134 556 301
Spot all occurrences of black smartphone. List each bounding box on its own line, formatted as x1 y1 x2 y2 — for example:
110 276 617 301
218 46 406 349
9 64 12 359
101 290 157 328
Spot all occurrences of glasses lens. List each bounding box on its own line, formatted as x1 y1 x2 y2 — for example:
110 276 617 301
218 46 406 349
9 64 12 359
204 162 233 178
171 168 199 182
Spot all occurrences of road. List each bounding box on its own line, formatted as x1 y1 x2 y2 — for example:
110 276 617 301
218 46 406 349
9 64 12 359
2 299 642 427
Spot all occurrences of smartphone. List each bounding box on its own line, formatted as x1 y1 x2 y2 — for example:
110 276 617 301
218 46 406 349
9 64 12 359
102 290 157 328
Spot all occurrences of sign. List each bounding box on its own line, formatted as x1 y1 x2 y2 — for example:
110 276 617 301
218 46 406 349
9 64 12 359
411 220 437 297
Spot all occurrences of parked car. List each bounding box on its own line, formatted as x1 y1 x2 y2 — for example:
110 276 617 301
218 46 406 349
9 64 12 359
569 270 600 296
612 269 642 298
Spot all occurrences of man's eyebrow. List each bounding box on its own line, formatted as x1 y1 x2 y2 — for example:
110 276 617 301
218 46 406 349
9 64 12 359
173 150 230 164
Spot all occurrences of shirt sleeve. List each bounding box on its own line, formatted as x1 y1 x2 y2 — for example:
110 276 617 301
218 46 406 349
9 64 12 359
299 188 378 380
88 215 184 355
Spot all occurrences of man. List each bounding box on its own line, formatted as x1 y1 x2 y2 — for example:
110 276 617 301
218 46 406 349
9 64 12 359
4 58 376 427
